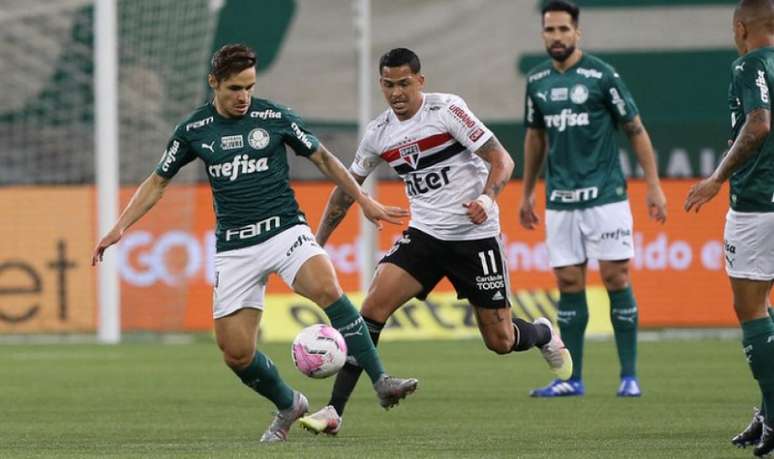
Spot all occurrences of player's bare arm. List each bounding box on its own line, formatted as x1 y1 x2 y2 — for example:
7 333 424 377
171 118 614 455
316 171 366 246
91 172 170 265
685 108 771 213
308 144 408 230
520 127 548 230
464 136 514 225
623 115 667 223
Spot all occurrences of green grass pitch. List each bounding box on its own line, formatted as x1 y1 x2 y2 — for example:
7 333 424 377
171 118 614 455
0 337 760 458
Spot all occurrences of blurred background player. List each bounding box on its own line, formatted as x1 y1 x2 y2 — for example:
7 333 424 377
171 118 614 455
298 48 572 436
92 44 418 443
685 0 774 455
520 0 667 397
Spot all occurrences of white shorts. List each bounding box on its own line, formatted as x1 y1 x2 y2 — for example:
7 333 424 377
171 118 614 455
545 200 634 268
724 209 774 281
212 224 328 319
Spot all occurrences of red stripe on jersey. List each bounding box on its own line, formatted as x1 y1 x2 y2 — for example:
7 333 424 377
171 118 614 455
380 133 453 162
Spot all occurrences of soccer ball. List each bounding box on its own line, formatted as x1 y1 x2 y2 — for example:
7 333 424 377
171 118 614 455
291 324 347 379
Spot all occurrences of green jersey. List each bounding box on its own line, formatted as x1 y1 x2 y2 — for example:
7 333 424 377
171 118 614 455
728 47 774 212
155 97 321 252
524 53 639 210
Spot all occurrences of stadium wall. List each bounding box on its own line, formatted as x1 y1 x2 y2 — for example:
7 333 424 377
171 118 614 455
0 180 738 339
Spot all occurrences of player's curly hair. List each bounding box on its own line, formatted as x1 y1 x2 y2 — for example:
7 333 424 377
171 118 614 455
210 44 257 82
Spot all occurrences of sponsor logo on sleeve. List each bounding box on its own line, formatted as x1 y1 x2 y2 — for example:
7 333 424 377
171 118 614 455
248 128 270 150
290 122 313 150
756 70 769 103
469 127 485 142
609 88 627 116
160 140 180 172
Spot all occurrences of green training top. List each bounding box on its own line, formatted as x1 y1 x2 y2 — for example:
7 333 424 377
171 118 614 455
524 53 639 210
155 97 321 252
728 46 774 212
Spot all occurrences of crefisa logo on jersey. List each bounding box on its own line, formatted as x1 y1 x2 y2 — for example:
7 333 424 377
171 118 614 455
570 84 589 104
248 128 270 150
399 143 421 169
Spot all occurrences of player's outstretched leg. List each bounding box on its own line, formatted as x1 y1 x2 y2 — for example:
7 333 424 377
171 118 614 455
732 408 763 448
260 390 310 443
300 316 385 435
300 405 342 436
323 295 418 409
532 317 573 380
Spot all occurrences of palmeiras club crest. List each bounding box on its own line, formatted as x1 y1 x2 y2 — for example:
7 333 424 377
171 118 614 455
248 128 270 150
399 143 421 169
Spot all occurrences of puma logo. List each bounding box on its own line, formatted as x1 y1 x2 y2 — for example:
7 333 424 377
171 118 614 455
202 141 215 153
536 91 547 101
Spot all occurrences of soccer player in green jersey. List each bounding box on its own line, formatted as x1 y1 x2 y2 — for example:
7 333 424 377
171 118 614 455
685 1 774 455
520 0 667 398
91 44 418 443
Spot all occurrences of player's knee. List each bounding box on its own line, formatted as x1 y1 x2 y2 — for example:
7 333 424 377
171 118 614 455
484 334 514 355
557 277 582 291
309 283 344 308
222 347 254 370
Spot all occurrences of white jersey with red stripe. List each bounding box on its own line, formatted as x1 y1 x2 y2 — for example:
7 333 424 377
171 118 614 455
351 92 499 240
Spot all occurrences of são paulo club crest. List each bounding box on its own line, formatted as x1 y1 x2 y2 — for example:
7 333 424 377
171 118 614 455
399 143 421 169
248 128 270 150
570 84 589 104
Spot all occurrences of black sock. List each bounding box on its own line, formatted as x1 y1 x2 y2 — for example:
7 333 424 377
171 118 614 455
512 318 550 351
329 316 385 416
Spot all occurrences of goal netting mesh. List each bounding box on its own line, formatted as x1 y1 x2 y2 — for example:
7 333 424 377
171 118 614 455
0 0 217 334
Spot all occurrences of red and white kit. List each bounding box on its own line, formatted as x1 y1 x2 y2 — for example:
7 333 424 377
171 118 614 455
351 92 499 240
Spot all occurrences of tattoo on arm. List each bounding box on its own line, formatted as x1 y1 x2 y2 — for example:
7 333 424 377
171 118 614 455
474 137 500 160
622 118 644 138
475 136 513 199
717 109 770 180
317 188 355 243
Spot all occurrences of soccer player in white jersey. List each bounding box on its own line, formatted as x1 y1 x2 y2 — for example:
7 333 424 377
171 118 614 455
91 44 418 443
298 48 572 436
521 0 666 398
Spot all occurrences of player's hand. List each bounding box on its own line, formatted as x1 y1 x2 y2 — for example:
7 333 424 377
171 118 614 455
360 196 408 230
646 185 667 224
519 195 540 230
462 199 489 225
684 177 722 213
91 229 123 266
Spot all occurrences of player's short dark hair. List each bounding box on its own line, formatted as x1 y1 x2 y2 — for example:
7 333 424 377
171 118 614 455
542 0 580 25
210 44 257 82
378 48 421 74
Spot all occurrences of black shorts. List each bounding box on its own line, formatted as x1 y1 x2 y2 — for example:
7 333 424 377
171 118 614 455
380 227 510 309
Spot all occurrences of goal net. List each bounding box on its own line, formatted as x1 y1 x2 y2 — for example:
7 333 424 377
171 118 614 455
0 0 217 336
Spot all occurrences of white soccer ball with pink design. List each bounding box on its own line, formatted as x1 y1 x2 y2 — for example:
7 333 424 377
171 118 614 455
291 324 347 378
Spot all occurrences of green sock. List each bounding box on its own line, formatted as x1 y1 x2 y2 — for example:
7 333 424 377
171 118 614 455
558 291 588 381
324 295 385 383
232 352 294 410
741 317 774 426
609 287 639 378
